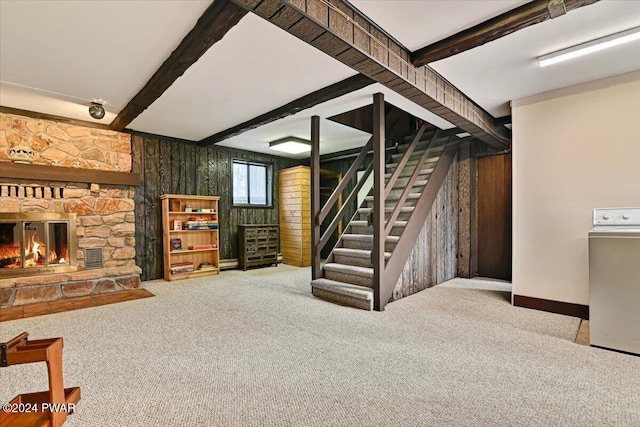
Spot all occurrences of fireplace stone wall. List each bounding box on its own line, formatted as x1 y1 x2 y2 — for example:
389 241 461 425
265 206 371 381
0 112 142 308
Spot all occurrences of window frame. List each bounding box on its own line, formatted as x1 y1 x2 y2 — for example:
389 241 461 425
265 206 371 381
231 159 273 209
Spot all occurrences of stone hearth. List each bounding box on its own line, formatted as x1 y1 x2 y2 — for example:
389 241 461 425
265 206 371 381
0 266 142 307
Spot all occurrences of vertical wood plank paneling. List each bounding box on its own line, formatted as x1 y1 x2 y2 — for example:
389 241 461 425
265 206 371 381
329 1 353 42
457 141 472 277
447 155 459 280
429 207 437 287
195 146 209 195
370 27 388 66
133 132 299 280
131 135 147 280
143 137 163 281
185 143 197 195
306 0 328 26
353 14 369 54
289 0 305 12
385 150 460 301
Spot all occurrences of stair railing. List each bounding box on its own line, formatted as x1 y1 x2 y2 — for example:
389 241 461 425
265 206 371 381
312 134 372 280
311 99 408 281
384 129 443 237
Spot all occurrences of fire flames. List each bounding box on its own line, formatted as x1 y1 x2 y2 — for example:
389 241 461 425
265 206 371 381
0 232 68 269
24 231 45 267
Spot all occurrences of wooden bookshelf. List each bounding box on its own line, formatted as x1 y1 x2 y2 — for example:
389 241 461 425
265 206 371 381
161 194 220 281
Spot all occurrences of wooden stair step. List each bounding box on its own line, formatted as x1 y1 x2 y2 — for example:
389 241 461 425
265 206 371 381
385 165 436 178
387 158 440 170
350 220 407 228
311 278 373 311
342 234 400 243
333 247 392 259
323 262 373 287
358 206 415 215
365 193 421 202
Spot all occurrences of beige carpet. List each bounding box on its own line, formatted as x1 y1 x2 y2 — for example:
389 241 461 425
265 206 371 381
1 265 638 426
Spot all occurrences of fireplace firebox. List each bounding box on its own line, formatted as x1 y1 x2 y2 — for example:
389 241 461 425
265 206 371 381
0 213 77 278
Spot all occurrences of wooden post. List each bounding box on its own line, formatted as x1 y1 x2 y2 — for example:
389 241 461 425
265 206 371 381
311 115 321 280
372 93 386 311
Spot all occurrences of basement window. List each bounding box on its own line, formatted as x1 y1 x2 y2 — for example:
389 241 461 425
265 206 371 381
232 160 272 207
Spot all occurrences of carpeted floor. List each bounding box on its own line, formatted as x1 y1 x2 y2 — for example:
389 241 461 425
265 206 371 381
1 265 638 426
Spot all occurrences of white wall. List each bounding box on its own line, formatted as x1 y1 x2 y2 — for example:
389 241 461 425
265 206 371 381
512 71 640 305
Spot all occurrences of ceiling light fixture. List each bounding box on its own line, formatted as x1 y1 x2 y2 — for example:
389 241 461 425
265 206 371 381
537 26 640 67
88 102 105 120
269 137 311 154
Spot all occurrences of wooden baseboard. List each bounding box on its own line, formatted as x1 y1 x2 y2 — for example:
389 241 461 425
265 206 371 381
513 294 589 319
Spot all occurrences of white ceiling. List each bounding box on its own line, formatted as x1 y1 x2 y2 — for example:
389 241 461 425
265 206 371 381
350 0 530 50
0 0 211 116
129 13 358 141
1 0 639 157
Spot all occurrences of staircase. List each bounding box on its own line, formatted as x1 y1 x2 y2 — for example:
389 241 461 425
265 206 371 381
311 128 454 310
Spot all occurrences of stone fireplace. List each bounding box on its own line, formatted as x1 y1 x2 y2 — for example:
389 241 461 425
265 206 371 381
0 112 142 308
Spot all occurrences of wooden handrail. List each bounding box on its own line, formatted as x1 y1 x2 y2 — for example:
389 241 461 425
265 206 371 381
318 137 372 224
318 162 373 250
384 130 444 236
384 123 427 198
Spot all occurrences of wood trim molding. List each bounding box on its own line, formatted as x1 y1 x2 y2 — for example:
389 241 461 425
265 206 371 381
0 162 140 186
109 0 248 131
198 74 374 146
0 106 112 130
513 294 589 319
411 0 600 66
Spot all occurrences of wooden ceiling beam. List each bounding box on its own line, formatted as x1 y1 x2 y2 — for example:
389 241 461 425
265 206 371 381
231 0 510 149
198 73 375 146
109 0 248 131
411 0 600 67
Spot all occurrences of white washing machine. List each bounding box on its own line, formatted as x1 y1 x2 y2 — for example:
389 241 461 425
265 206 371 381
589 207 640 355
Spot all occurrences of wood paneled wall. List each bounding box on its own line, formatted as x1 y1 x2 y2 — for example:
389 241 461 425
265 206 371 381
132 132 300 281
391 152 459 299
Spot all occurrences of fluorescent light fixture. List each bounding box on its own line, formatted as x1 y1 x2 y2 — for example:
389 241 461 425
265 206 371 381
538 26 640 67
269 137 311 154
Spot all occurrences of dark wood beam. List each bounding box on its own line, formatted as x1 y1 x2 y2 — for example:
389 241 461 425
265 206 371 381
231 0 510 149
0 162 140 186
109 0 248 131
198 74 374 146
411 0 600 66
0 106 112 130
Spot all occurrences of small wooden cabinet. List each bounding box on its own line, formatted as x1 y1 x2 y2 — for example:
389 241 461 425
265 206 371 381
238 224 279 270
161 194 220 281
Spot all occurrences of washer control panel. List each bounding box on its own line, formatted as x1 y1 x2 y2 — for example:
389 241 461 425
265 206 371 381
593 208 640 226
